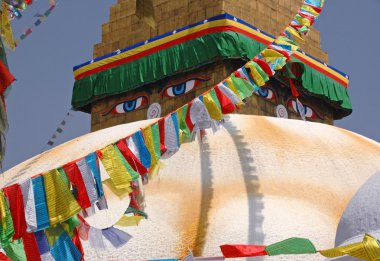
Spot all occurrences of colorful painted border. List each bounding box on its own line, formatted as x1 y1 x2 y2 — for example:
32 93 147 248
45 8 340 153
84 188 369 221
72 13 349 88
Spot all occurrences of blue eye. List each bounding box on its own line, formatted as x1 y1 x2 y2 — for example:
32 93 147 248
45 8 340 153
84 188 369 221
172 84 186 96
288 99 317 119
123 100 137 112
110 96 148 114
163 79 201 97
255 87 276 101
258 87 269 97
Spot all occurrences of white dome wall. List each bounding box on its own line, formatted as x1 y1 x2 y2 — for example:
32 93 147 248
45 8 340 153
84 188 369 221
3 115 380 260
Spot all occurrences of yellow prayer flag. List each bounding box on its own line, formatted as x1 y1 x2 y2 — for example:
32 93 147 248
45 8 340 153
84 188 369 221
261 49 285 58
177 107 186 144
319 234 380 261
115 215 144 227
363 234 380 261
244 63 266 87
43 169 81 227
142 126 158 170
295 15 311 27
0 191 7 228
274 39 298 51
203 93 223 121
285 26 304 42
100 145 132 190
103 179 132 199
1 1 15 50
225 77 243 99
301 5 319 16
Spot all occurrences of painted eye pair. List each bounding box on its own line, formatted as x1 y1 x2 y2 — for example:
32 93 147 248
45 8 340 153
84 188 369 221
255 87 318 119
105 77 208 115
287 99 317 119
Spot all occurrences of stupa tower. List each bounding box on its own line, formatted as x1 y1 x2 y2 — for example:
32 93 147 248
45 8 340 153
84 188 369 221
71 0 351 131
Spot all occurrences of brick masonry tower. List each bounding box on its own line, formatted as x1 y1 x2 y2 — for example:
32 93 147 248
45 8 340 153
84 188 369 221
93 0 328 60
71 0 352 131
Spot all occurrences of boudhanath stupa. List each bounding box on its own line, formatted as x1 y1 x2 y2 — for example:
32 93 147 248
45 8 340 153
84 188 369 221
1 0 380 260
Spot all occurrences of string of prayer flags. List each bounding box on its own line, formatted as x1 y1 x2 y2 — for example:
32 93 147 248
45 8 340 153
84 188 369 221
14 1 57 48
220 234 380 260
220 238 316 258
6 0 34 21
43 110 72 151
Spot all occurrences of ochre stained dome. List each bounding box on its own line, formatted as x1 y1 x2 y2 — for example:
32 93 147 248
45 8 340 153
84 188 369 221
3 114 380 260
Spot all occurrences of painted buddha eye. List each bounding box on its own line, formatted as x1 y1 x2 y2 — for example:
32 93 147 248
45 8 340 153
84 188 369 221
288 99 317 119
163 80 199 97
162 77 209 98
255 87 277 101
110 96 148 114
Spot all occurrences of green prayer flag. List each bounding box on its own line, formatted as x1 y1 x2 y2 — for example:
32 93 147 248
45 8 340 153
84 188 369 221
265 237 317 256
4 239 27 261
231 75 255 99
0 192 14 248
113 144 139 181
45 224 64 247
125 206 148 219
57 167 70 189
209 89 222 112
178 104 191 139
151 123 161 160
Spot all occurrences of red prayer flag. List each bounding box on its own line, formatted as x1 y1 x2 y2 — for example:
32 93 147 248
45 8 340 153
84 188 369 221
220 244 268 258
0 61 15 95
73 228 84 261
305 4 322 13
158 118 167 155
22 232 41 261
3 184 27 240
116 138 147 176
253 57 274 77
185 101 194 132
267 45 291 60
77 215 90 241
0 253 11 261
63 163 92 209
214 86 235 114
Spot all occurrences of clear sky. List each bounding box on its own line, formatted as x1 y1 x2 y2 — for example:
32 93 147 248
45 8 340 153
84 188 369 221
2 0 379 171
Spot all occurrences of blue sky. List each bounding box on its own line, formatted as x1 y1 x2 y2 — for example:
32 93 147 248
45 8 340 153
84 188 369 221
2 0 379 170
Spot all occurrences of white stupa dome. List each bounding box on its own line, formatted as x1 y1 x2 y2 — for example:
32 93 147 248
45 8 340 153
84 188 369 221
3 114 380 260
332 172 380 261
